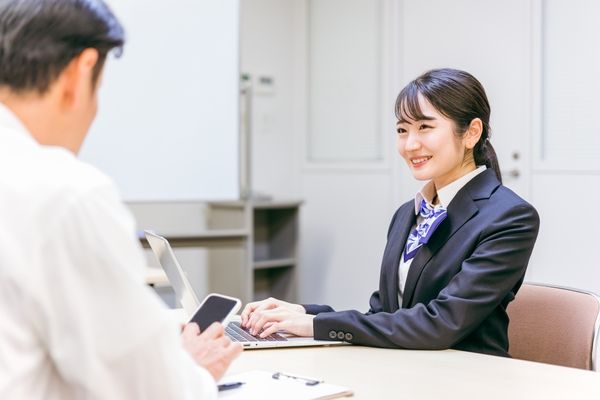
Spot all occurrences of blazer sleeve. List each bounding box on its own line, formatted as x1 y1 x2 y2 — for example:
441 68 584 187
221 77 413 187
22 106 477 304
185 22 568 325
303 304 334 314
312 203 540 349
303 291 383 316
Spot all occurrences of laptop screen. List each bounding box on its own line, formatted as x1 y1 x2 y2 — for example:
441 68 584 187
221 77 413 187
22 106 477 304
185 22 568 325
145 231 199 317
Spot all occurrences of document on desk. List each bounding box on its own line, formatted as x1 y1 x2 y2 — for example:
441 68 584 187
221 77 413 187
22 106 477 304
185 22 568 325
218 370 354 399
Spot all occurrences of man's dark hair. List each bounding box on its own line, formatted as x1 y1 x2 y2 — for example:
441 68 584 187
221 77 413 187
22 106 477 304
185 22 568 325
0 0 124 94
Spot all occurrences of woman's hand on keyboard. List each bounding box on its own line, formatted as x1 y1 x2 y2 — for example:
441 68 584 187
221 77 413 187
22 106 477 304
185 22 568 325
241 297 313 338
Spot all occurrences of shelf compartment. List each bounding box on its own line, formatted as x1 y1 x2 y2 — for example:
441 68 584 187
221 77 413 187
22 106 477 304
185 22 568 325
253 266 295 301
253 207 298 262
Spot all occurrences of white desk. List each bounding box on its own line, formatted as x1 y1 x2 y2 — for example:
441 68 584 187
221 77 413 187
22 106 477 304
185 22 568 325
226 346 600 399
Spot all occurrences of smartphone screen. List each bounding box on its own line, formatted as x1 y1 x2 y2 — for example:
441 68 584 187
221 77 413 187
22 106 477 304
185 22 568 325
189 295 239 331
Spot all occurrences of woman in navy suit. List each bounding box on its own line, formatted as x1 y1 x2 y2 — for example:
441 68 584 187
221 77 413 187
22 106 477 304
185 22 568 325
241 68 539 357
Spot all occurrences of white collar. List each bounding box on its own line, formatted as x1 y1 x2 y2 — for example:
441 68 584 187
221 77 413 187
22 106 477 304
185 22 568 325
0 102 37 144
414 166 487 214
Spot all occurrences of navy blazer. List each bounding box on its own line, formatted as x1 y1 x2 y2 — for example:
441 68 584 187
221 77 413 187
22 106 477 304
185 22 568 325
305 169 540 357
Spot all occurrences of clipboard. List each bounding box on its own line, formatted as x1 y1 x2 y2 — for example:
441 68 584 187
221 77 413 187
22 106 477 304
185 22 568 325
218 370 354 399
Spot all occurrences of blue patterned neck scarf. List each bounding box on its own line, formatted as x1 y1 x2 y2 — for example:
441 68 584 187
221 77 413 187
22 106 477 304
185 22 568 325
403 199 448 262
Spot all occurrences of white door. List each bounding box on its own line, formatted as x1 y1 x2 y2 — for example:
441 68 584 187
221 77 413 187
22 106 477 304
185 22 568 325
526 0 600 294
397 0 533 201
399 0 600 295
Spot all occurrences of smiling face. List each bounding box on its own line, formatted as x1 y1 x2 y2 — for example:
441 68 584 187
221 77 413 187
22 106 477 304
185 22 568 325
396 94 478 190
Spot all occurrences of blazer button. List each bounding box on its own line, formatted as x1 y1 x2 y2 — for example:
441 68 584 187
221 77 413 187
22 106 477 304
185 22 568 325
344 332 353 341
328 330 337 339
337 331 345 340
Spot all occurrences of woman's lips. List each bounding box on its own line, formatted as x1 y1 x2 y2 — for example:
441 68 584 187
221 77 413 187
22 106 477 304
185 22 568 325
410 156 432 168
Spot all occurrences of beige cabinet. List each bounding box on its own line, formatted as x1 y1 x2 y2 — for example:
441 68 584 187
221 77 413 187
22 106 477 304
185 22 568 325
140 200 301 305
207 200 301 303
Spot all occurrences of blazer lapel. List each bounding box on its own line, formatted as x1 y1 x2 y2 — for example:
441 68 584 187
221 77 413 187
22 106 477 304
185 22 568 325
383 205 415 311
401 169 500 308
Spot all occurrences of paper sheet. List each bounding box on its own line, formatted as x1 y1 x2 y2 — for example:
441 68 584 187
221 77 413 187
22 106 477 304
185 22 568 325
218 370 353 400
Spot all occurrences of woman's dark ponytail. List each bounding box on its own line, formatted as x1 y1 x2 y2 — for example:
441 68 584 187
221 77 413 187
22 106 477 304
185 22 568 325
474 138 502 184
395 68 502 183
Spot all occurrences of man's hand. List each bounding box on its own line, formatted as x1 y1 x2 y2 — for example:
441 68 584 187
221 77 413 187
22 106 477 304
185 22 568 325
181 322 242 381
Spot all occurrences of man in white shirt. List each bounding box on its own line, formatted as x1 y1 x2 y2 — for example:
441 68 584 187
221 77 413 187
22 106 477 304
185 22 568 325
0 1 241 398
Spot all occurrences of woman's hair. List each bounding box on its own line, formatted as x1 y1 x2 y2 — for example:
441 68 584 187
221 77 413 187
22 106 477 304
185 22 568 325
395 68 501 183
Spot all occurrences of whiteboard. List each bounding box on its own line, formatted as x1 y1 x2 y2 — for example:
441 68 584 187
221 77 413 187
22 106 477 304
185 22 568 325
80 0 240 201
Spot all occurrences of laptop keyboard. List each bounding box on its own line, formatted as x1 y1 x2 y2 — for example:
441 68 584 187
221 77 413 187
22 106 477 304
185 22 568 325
225 321 288 342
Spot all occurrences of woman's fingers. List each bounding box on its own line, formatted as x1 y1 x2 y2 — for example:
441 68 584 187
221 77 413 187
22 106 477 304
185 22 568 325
261 314 315 337
241 298 278 327
240 301 261 326
246 303 280 331
259 321 281 338
248 308 281 335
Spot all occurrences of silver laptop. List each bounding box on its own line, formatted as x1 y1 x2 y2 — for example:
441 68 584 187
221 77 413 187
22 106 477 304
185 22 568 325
144 231 345 349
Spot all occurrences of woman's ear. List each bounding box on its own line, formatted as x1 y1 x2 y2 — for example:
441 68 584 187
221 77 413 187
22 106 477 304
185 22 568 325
464 118 483 149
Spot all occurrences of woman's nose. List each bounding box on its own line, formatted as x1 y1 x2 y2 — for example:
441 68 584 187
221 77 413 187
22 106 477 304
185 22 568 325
404 133 421 151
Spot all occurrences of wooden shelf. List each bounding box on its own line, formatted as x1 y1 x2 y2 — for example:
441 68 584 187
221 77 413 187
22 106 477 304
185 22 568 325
139 229 249 248
253 258 296 270
208 200 301 302
142 200 301 304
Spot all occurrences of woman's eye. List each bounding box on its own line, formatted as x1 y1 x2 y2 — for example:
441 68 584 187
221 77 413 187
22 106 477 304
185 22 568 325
396 128 407 135
418 124 431 130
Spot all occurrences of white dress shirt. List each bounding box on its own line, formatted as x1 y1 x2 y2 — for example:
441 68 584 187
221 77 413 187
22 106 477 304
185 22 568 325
0 103 216 399
398 166 487 305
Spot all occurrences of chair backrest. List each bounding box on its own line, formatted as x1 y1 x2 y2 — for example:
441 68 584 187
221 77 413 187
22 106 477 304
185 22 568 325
507 283 600 370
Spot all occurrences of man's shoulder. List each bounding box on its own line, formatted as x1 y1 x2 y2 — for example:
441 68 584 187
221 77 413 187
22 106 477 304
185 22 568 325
5 144 124 234
37 146 117 199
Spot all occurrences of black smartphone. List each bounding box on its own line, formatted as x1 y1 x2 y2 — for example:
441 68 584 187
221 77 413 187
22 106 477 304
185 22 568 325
189 293 241 331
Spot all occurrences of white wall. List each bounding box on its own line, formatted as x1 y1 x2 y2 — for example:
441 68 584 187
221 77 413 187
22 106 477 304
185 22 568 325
243 0 600 309
525 0 600 293
397 0 533 201
242 0 400 309
297 0 400 310
528 174 600 289
239 0 302 198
